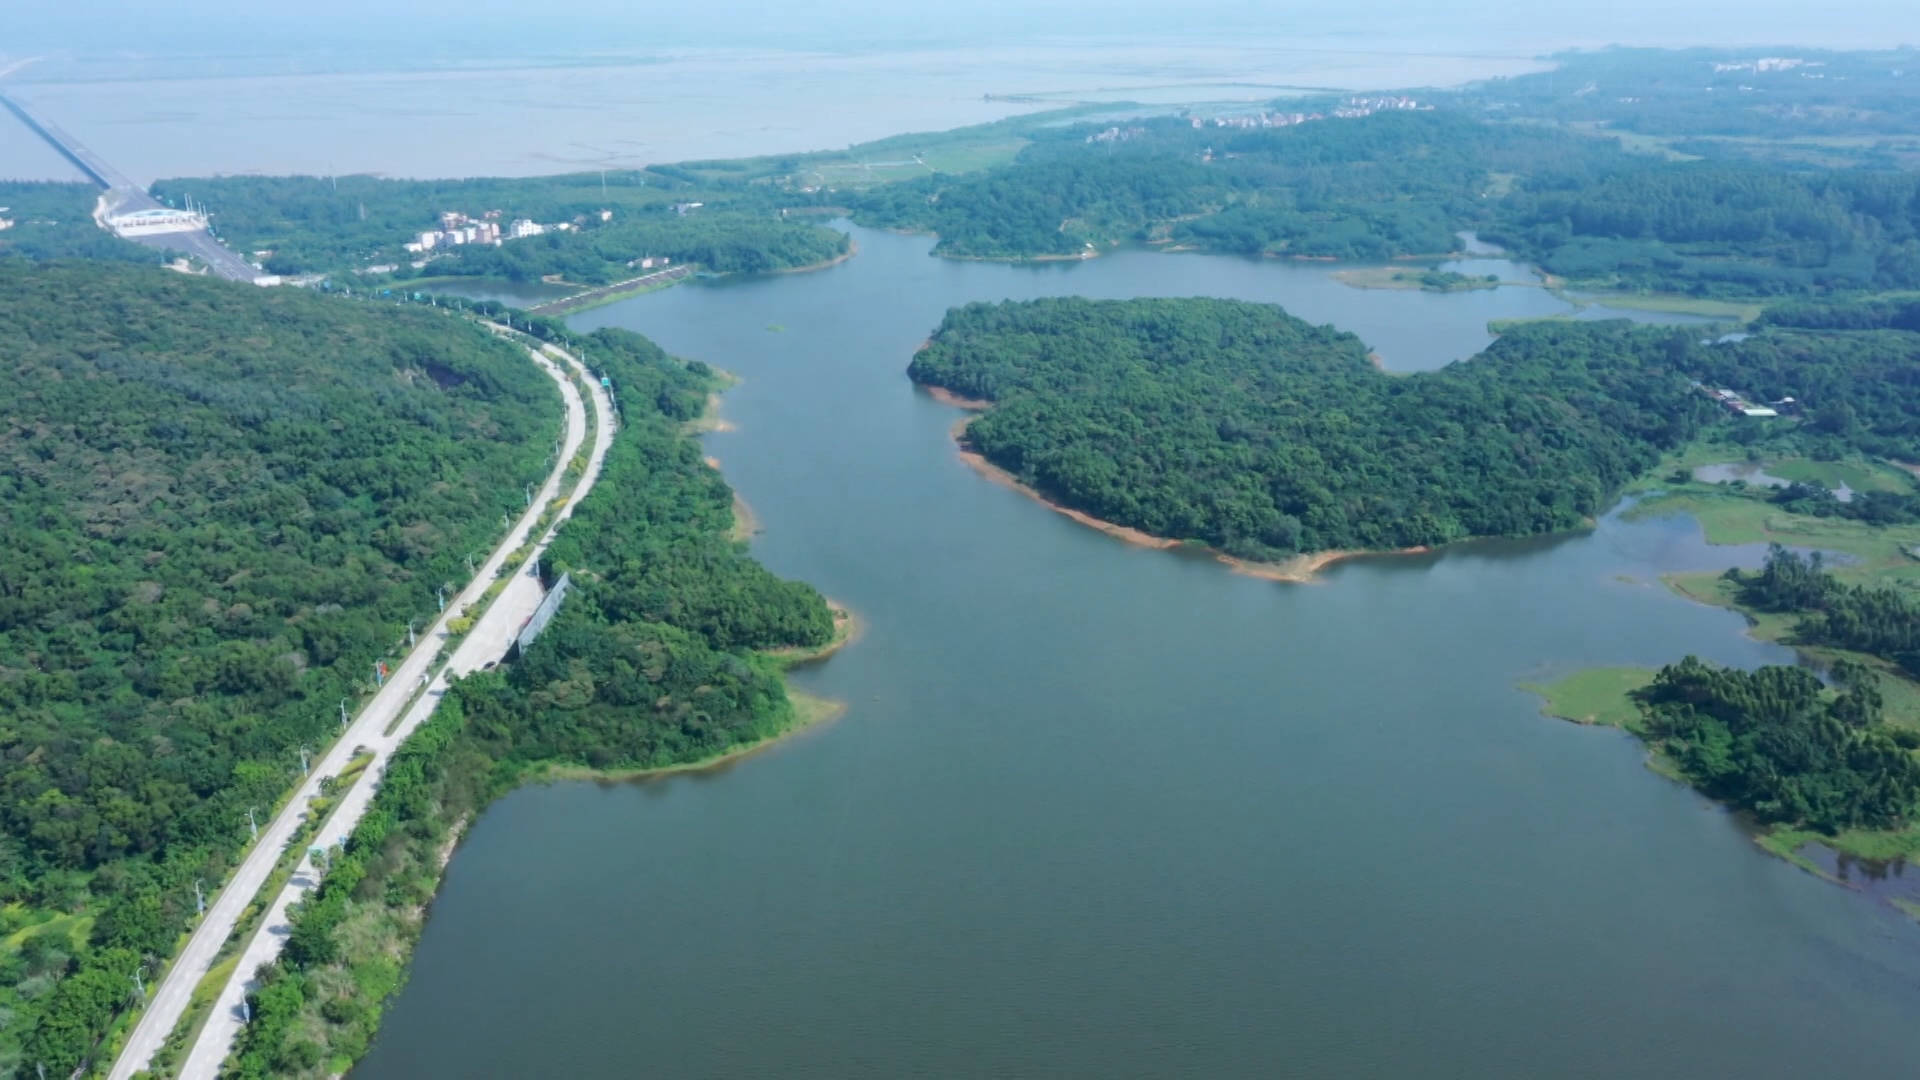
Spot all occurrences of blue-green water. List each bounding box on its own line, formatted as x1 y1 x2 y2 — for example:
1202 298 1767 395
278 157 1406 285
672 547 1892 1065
355 227 1920 1079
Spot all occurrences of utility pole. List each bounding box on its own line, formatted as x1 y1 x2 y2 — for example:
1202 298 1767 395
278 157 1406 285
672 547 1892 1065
194 878 206 915
246 807 259 841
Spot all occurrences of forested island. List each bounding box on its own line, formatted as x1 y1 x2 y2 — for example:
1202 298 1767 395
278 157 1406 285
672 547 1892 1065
0 261 558 1073
225 324 838 1077
911 298 1716 561
917 291 1920 865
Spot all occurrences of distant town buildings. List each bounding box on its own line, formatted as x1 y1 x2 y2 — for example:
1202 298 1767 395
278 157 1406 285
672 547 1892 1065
1191 96 1429 133
1713 57 1819 74
405 209 605 254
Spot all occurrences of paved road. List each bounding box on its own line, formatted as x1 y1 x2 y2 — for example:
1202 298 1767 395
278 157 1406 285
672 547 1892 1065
110 335 614 1080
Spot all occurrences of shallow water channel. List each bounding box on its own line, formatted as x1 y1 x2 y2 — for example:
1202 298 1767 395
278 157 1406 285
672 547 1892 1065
356 227 1920 1079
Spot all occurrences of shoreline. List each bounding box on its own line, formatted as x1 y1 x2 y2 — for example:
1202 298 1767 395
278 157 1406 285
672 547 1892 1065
770 236 859 274
730 490 761 541
536 686 847 783
1526 668 1920 901
942 411 1425 584
768 600 863 667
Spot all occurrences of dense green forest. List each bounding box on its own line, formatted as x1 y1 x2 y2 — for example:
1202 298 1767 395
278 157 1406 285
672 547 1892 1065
911 297 1920 560
148 173 847 279
1688 320 1920 460
1732 546 1920 678
0 182 158 264
0 262 557 1076
1640 655 1920 833
226 323 832 1077
910 299 1711 558
1483 165 1920 294
845 96 1920 296
850 111 1552 261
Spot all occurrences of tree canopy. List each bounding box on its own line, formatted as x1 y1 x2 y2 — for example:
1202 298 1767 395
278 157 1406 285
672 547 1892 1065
0 260 555 1074
910 299 1711 558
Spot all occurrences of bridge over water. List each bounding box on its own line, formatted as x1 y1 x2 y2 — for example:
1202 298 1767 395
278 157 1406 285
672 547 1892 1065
1 90 271 284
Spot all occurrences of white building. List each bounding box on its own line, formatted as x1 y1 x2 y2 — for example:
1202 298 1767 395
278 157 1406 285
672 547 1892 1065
106 207 208 237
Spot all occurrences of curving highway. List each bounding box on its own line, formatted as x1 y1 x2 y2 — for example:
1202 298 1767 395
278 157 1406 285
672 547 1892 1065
108 336 615 1080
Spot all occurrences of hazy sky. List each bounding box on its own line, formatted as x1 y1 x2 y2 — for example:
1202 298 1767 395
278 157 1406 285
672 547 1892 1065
9 0 1920 59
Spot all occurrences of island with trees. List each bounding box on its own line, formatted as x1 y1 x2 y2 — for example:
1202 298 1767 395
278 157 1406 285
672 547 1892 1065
913 292 1920 869
910 297 1719 564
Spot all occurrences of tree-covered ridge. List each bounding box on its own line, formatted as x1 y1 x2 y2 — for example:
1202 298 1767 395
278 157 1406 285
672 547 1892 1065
1485 164 1920 295
853 111 1534 261
847 102 1920 296
228 327 832 1078
0 261 556 1074
910 299 1709 559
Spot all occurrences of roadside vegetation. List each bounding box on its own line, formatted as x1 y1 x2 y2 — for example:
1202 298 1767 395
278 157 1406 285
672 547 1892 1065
225 322 836 1078
0 261 556 1076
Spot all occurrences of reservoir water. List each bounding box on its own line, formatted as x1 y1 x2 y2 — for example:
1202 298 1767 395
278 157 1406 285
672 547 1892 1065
355 226 1920 1078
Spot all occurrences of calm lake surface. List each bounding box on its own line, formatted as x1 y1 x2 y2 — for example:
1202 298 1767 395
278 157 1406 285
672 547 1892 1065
0 42 1545 185
356 226 1920 1078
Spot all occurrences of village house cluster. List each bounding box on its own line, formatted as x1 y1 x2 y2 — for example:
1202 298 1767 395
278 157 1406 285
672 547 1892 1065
1193 95 1428 131
1696 382 1792 418
404 207 614 254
